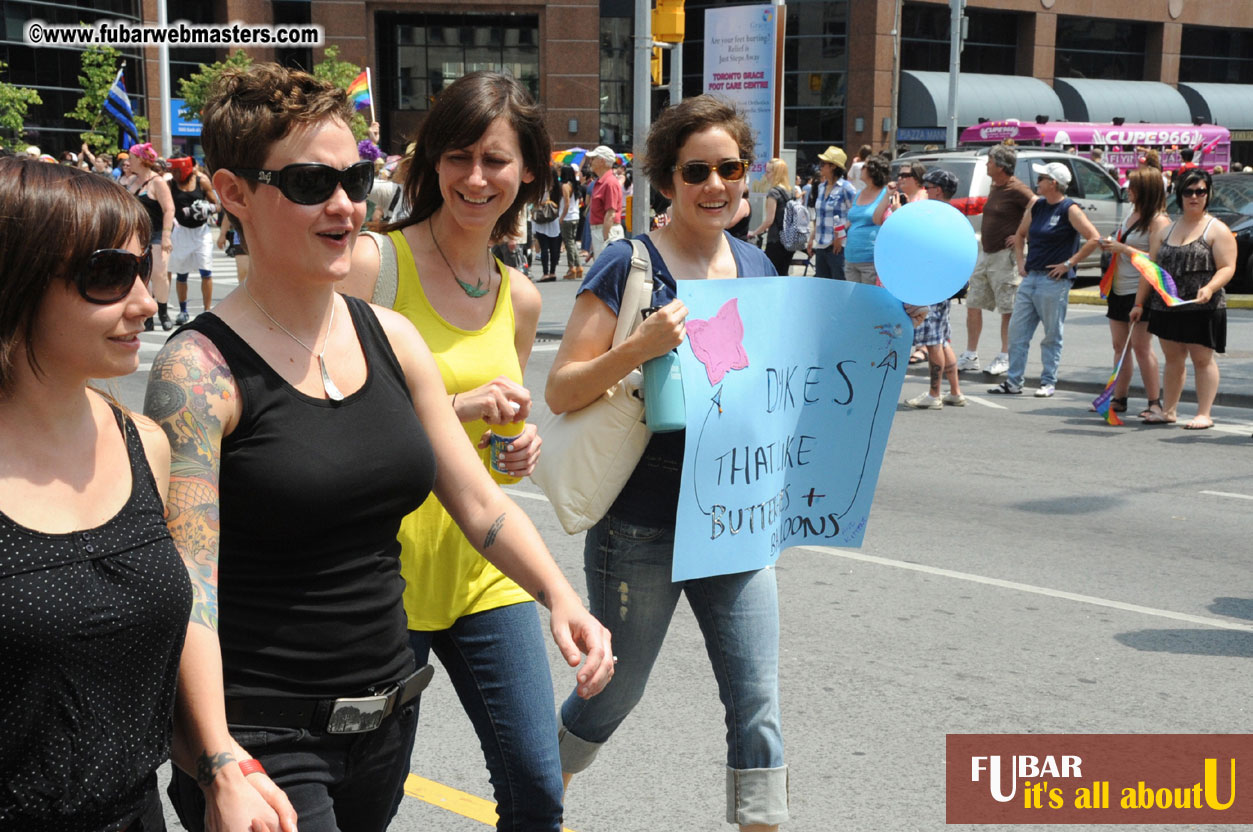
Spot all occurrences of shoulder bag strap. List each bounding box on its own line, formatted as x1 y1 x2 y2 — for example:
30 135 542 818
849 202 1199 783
362 230 399 308
611 238 654 350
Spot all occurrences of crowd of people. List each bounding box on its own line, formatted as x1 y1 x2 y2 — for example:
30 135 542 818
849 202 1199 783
1 62 1245 832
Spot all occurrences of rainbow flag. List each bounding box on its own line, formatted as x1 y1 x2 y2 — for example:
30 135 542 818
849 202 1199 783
1128 251 1196 308
1091 334 1134 426
347 70 371 112
1098 228 1122 299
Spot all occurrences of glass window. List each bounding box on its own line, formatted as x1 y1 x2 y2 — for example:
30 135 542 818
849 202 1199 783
901 4 1018 75
1179 27 1253 84
1055 16 1146 80
1072 159 1118 201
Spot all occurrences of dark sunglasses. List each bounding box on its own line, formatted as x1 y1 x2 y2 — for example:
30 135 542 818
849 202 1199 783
75 248 152 304
230 161 375 205
673 159 750 185
1181 187 1208 197
898 172 915 180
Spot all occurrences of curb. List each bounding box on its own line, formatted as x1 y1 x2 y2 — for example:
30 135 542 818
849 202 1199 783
1069 287 1253 309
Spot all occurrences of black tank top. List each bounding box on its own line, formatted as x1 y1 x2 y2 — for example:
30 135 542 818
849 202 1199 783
132 177 164 236
172 180 207 229
0 407 191 832
181 296 436 698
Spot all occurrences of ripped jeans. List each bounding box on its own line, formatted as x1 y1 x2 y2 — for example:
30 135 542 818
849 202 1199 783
559 514 788 826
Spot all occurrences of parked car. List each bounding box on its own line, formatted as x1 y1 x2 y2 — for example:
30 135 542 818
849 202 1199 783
889 147 1127 267
1166 173 1253 293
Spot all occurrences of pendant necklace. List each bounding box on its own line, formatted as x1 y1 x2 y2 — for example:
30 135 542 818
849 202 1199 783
430 221 491 298
244 282 345 401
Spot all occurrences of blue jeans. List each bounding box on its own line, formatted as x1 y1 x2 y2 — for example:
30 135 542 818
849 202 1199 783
409 602 564 832
168 701 419 832
1007 270 1071 389
813 245 845 280
558 515 788 827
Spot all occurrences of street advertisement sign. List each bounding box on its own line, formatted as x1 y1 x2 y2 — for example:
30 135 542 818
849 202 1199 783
703 4 779 184
672 278 909 581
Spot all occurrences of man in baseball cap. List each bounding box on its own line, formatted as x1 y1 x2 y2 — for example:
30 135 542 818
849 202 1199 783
1030 161 1071 190
586 145 624 258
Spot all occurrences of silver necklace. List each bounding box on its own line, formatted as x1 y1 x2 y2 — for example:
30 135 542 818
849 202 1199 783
243 283 345 401
430 221 491 298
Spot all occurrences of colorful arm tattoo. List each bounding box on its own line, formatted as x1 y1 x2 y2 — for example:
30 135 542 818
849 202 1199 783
144 333 235 632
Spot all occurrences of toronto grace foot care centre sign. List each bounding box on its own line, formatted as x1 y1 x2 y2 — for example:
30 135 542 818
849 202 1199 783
703 3 779 181
671 278 910 581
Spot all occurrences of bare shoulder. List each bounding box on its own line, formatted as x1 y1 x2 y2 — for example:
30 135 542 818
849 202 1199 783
341 231 383 301
509 266 541 315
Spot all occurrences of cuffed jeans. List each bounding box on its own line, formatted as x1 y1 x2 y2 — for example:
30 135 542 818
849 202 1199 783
409 602 564 832
1007 270 1071 389
558 515 788 827
813 245 845 280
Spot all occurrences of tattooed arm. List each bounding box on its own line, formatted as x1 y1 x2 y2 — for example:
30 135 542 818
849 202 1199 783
145 332 296 832
373 304 615 699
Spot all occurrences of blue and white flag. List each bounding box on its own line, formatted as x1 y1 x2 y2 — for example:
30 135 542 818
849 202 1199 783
103 68 139 149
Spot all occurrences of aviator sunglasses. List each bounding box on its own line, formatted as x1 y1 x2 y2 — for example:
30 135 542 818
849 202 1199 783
673 159 750 185
229 161 375 205
76 248 153 304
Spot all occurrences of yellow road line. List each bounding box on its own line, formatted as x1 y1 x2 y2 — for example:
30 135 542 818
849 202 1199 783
404 774 579 832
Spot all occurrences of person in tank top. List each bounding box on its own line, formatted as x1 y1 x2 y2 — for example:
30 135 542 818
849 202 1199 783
342 69 593 831
0 158 191 832
167 155 220 324
1130 167 1237 429
123 143 176 331
144 63 613 832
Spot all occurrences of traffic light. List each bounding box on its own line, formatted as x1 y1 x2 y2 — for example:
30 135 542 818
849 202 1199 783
653 0 684 44
651 46 663 86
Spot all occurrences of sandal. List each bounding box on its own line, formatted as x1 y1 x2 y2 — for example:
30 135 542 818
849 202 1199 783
909 349 928 365
1142 411 1176 425
1111 397 1127 413
1138 397 1164 419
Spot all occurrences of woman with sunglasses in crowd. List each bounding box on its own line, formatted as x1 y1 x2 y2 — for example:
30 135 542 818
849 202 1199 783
122 142 176 331
145 64 612 832
1131 167 1237 429
342 70 588 831
1097 167 1168 420
0 159 191 830
548 95 787 832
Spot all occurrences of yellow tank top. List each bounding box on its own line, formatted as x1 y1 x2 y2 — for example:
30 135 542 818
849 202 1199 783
389 229 534 630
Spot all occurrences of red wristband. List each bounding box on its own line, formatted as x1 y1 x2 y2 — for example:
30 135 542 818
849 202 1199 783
238 758 266 777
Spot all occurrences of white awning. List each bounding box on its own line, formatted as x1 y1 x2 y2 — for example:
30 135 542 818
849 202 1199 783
1177 82 1253 131
1052 78 1191 124
899 71 1064 128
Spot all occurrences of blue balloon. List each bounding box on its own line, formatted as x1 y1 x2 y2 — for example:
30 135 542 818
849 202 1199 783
873 199 978 306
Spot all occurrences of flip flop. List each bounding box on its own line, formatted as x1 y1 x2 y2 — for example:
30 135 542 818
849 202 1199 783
1183 417 1214 430
1142 411 1176 425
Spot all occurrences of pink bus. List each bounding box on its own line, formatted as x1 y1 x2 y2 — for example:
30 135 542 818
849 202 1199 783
959 120 1231 178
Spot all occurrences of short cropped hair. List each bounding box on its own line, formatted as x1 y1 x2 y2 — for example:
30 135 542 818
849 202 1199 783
987 145 1016 176
0 158 150 392
391 71 550 242
200 63 354 246
643 95 755 192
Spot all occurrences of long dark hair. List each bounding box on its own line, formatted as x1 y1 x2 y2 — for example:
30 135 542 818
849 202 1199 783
0 159 150 392
388 72 551 241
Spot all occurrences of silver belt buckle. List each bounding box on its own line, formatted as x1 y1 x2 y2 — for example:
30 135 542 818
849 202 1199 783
327 694 389 734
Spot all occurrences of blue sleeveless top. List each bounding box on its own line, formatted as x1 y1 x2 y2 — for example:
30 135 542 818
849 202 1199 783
1025 197 1079 277
845 187 888 263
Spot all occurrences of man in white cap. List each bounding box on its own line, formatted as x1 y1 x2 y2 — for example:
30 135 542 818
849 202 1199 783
586 145 624 257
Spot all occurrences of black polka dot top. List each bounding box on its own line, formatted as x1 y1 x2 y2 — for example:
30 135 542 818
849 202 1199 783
0 407 191 831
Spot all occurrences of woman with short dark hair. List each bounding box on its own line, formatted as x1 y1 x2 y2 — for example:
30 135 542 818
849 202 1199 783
842 155 892 284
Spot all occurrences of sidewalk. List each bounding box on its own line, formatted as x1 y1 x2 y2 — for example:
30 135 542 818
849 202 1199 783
533 257 1253 410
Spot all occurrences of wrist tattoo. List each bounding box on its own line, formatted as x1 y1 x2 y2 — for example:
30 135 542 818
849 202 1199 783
484 513 506 549
195 750 236 787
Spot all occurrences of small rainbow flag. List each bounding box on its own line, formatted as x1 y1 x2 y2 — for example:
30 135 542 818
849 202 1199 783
1098 229 1122 299
1091 333 1134 426
347 69 371 112
1128 251 1196 308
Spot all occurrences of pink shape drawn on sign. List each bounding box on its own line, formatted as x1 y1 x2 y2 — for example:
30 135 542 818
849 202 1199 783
686 298 749 385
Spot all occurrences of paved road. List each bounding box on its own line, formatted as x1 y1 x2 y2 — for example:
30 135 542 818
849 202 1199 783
137 250 1253 831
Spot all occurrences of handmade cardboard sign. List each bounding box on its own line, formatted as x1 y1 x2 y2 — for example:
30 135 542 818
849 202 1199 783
673 277 910 581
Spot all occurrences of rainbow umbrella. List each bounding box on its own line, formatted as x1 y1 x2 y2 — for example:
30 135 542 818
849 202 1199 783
615 152 632 166
552 147 588 167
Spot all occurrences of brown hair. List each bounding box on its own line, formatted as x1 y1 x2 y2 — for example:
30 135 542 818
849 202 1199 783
1125 166 1166 237
643 95 755 192
863 155 890 188
1141 148 1162 171
389 72 550 242
200 62 355 247
0 158 150 392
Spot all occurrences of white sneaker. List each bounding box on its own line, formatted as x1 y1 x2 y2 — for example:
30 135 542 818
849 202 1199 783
956 351 980 372
984 353 1009 376
943 392 967 407
906 392 943 409
1035 384 1056 398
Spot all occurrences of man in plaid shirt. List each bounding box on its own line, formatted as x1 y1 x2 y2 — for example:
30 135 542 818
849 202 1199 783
806 145 857 280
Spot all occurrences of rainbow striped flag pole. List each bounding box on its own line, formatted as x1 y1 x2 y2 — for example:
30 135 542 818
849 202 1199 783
1091 326 1138 426
347 69 374 123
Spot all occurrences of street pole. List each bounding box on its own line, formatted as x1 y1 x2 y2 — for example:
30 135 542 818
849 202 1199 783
669 41 682 107
632 0 651 237
889 0 902 157
158 0 172 156
945 0 962 148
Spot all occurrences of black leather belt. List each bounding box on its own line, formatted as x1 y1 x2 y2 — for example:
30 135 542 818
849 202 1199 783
225 664 434 734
